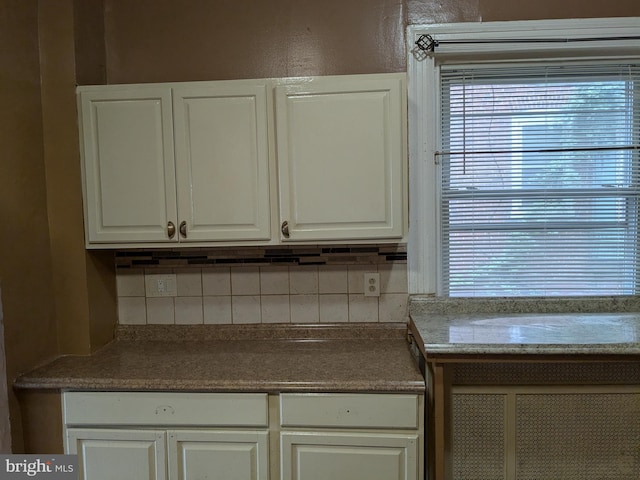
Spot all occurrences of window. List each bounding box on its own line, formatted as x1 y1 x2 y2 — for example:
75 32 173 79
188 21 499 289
407 18 640 297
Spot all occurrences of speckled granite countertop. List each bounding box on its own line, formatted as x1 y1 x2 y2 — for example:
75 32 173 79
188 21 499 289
409 296 640 358
14 324 425 393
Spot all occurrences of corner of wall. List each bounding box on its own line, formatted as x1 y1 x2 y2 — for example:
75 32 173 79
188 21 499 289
86 250 117 352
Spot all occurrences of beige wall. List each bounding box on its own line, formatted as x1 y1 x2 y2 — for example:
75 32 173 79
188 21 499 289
39 0 116 357
1 0 116 452
3 0 640 453
102 0 406 83
0 0 58 452
73 0 106 85
101 0 640 84
407 0 640 23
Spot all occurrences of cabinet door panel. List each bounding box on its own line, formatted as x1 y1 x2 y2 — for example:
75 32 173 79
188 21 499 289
281 431 418 480
276 75 406 241
168 430 269 480
79 87 177 244
66 428 166 480
173 83 272 241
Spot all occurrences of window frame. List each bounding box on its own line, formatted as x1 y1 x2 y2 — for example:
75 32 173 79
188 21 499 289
406 17 640 295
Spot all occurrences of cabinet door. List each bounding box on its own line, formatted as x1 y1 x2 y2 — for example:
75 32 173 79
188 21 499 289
275 74 406 242
168 430 269 480
173 82 272 242
78 86 178 244
281 431 418 480
66 428 166 480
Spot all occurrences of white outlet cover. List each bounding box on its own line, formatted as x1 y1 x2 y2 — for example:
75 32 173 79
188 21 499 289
364 272 380 297
145 274 177 297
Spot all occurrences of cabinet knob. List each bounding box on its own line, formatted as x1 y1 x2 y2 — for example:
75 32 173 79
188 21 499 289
167 221 176 239
179 221 187 238
281 221 290 238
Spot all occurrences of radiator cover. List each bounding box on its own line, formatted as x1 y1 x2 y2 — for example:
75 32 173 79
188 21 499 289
451 386 640 480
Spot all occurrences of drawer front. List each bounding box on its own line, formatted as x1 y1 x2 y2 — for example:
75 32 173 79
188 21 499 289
280 393 419 429
64 392 268 427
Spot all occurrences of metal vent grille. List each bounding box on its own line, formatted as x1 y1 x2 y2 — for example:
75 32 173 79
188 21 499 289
453 362 640 385
452 388 640 480
452 394 506 480
516 393 640 479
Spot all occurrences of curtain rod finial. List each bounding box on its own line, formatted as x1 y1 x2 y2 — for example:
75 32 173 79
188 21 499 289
416 34 438 53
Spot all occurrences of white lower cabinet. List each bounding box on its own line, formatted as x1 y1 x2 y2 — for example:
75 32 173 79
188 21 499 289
63 392 423 480
67 428 268 480
63 392 269 480
279 394 423 480
67 428 166 480
168 430 268 480
281 431 418 480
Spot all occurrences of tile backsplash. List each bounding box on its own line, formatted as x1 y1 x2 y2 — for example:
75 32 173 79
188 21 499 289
116 246 408 325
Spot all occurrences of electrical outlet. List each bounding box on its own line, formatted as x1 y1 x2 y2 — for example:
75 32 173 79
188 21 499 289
145 274 177 297
364 272 380 297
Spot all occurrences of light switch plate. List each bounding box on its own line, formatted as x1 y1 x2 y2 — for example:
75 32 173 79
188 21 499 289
145 274 177 297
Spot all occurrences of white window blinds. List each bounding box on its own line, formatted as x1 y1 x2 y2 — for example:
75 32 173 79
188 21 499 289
439 63 640 296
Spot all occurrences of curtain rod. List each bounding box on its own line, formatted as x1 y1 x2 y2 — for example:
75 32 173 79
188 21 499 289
415 34 640 53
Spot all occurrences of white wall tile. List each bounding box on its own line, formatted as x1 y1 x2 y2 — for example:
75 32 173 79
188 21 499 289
117 261 407 327
203 296 232 325
232 295 261 324
118 297 147 325
348 295 379 323
378 263 408 294
318 266 348 294
379 294 409 323
146 297 175 324
319 294 349 323
175 297 203 325
231 267 261 295
202 268 231 296
289 266 318 294
116 269 145 297
176 268 203 296
261 295 291 324
260 266 290 295
347 265 373 294
290 294 319 323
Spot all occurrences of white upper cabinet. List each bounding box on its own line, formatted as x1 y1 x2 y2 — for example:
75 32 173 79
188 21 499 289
276 74 406 242
79 86 178 243
172 83 272 242
79 81 273 246
78 74 407 248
